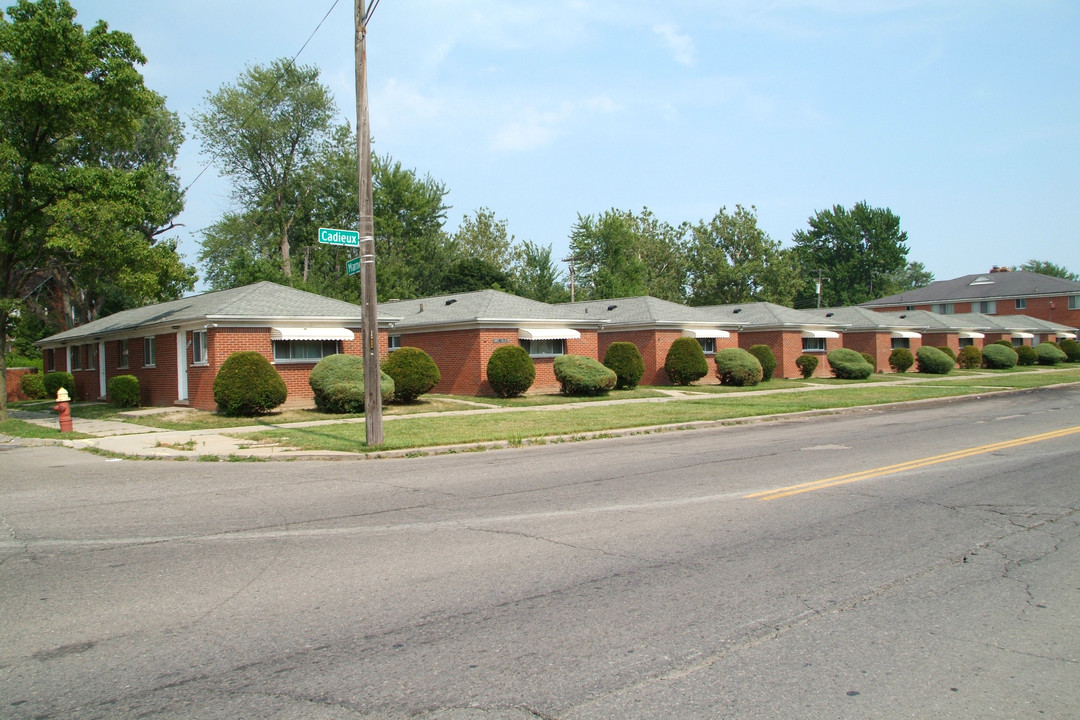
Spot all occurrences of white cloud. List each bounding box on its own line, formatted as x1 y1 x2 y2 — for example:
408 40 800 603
490 96 619 152
653 22 696 66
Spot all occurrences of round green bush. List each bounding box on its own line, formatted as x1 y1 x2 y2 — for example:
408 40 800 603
994 339 1014 348
107 375 140 408
486 345 535 398
213 351 287 416
888 348 914 373
1015 345 1038 366
916 345 954 375
860 352 877 371
553 354 617 396
43 371 75 399
937 346 957 362
1035 342 1067 366
1059 338 1080 362
827 348 873 380
20 372 46 399
715 348 763 386
603 342 645 390
309 353 394 412
383 347 440 402
981 343 1018 369
956 345 983 370
664 337 708 385
747 345 777 381
795 354 819 378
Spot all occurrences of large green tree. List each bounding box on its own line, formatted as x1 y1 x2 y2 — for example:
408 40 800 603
686 205 799 306
1021 259 1078 281
512 241 569 303
0 0 194 417
792 201 910 308
569 210 648 300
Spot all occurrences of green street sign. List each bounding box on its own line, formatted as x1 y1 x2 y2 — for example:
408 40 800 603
346 256 363 276
318 227 361 247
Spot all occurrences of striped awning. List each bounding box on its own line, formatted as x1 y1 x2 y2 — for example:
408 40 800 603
682 328 731 339
270 327 354 341
518 328 581 341
801 329 840 339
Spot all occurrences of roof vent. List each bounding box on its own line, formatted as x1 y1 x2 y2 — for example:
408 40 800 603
607 304 617 311
970 275 995 285
733 308 742 314
445 298 457 306
825 312 834 317
899 314 907 318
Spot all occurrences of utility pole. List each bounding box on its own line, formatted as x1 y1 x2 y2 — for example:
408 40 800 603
355 0 382 445
562 255 578 302
814 269 830 309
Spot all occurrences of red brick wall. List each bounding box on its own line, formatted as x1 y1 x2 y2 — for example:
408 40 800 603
738 331 838 378
5 368 36 401
871 296 1080 330
841 332 923 373
597 330 727 386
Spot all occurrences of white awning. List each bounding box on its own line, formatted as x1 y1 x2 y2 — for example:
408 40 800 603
1055 332 1077 339
890 330 922 339
1009 331 1034 339
270 327 355 341
801 329 840 339
518 327 581 341
958 331 985 339
682 328 731 339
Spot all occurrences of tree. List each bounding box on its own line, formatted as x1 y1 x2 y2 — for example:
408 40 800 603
1021 259 1078 281
629 208 689 303
888 260 934 292
453 208 515 270
0 0 194 418
440 257 512 293
686 205 800 306
513 241 569 303
792 201 910 308
193 59 336 279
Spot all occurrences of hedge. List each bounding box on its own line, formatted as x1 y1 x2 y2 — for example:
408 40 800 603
43 371 75 399
916 345 953 375
888 348 914 373
383 347 440 402
827 348 873 380
715 348 763 386
1015 345 1038 366
603 342 645 390
309 353 394 412
20 372 46 400
981 344 1017 369
487 345 535 397
1059 338 1080 362
747 345 777 381
213 351 287 416
553 354 617 396
795 354 819 378
664 337 708 385
956 345 982 370
108 375 140 408
1035 342 1067 366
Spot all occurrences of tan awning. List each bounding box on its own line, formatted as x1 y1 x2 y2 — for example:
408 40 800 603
801 329 840 339
890 331 922 339
682 328 731 339
270 327 354 341
518 328 581 341
958 331 985 339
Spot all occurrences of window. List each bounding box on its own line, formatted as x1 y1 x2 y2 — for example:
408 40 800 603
958 337 974 348
273 339 339 361
697 337 716 354
388 335 402 351
1012 337 1025 348
46 349 55 372
802 337 827 353
931 303 955 314
1070 296 1080 310
144 336 156 367
69 346 81 371
87 344 97 370
118 339 129 369
520 338 565 357
904 305 915 311
192 331 207 365
1015 298 1027 310
976 300 996 314
891 337 910 350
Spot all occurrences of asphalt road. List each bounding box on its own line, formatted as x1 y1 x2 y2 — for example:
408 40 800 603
2 387 1078 719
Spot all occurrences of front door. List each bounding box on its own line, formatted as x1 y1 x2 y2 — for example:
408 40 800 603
98 341 107 399
176 330 188 402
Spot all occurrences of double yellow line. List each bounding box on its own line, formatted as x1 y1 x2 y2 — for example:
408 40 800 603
746 425 1080 502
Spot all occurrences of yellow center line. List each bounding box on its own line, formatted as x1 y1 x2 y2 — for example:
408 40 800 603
747 425 1080 502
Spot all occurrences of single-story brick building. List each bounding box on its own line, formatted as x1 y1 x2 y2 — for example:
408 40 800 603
35 282 398 411
873 310 989 355
801 306 925 372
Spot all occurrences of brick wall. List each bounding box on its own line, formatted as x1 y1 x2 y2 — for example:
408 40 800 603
871 296 1080 330
597 330 726 386
738 330 838 378
5 367 37 402
841 332 923 373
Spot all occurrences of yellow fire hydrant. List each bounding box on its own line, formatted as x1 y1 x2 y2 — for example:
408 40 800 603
53 388 73 433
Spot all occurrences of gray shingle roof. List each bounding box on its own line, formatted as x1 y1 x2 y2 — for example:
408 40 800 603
696 302 847 330
872 310 992 332
560 296 739 329
862 271 1080 307
37 282 390 346
801 306 924 331
382 289 599 330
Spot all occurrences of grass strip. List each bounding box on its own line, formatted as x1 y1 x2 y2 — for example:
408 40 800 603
0 418 94 440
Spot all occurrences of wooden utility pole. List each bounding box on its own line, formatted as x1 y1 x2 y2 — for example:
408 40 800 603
355 0 382 445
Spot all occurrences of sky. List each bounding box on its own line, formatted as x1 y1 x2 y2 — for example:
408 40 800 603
72 0 1080 294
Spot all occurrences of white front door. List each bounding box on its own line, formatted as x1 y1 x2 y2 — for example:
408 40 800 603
98 341 107 399
176 330 188 402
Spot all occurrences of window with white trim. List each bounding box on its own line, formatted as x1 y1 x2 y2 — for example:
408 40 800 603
520 338 565 357
697 337 716 354
1015 298 1026 310
1012 337 1025 348
1069 295 1080 310
802 337 827 353
87 344 97 370
192 331 207 365
117 339 129 369
144 336 156 367
273 340 339 362
958 337 974 348
388 335 402 351
891 337 910 350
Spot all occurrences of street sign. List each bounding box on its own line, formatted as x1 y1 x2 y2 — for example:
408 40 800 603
346 256 363 276
318 227 361 247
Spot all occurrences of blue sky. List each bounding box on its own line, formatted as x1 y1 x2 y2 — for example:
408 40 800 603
73 0 1079 292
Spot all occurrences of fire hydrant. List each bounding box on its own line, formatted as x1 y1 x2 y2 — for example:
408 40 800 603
53 388 73 433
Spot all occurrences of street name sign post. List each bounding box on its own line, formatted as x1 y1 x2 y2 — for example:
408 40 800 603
318 227 361 247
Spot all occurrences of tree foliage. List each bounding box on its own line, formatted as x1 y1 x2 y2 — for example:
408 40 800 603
1021 259 1078 281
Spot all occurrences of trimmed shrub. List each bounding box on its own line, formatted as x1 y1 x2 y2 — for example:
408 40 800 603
603 342 645 390
916 345 953 375
1035 342 1067 366
214 351 287 416
1015 345 1038 366
486 345 535 397
107 375 140 408
888 348 914 373
20 372 46 400
860 352 877 371
664 337 708 385
994 339 1014 348
827 348 873 380
747 344 777 382
982 343 1018 369
383 347 440 402
956 345 983 370
553 354 617 396
715 348 763 386
795 354 819 378
937 346 957 362
309 353 394 412
1059 338 1080 362
43 371 75 399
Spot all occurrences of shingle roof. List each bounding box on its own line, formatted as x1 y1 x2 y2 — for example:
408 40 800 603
801 306 924 331
37 282 387 346
696 302 847 330
861 271 1080 307
872 310 992 332
382 289 598 330
560 296 739 329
